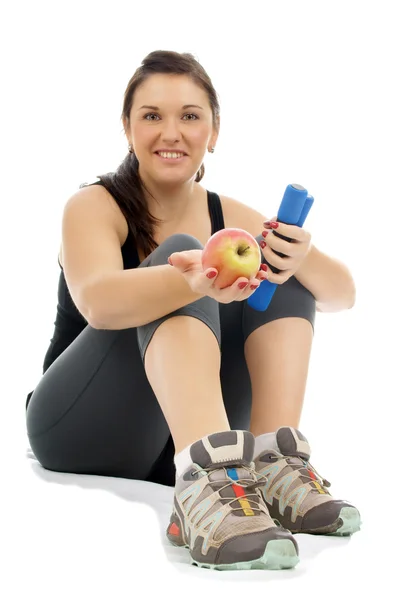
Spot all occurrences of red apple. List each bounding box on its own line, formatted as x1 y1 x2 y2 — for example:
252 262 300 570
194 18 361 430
202 228 261 289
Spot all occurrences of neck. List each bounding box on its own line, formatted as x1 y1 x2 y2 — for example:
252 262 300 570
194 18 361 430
140 173 200 224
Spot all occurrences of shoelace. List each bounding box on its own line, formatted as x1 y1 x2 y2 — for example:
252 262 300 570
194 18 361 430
278 456 331 490
191 465 269 515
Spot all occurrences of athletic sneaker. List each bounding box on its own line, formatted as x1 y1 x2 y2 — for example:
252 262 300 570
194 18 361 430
166 430 299 570
254 427 361 535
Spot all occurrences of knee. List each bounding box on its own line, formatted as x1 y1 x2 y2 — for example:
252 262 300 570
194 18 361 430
163 233 204 253
142 234 204 268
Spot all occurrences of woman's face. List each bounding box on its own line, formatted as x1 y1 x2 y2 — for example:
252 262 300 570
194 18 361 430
127 74 219 185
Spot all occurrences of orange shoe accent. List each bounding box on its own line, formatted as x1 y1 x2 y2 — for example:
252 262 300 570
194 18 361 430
169 522 180 536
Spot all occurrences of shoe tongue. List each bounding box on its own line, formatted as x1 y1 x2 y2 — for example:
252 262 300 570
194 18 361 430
276 427 311 461
190 430 254 469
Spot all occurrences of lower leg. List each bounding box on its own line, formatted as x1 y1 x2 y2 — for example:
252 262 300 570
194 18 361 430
244 317 314 437
144 316 230 454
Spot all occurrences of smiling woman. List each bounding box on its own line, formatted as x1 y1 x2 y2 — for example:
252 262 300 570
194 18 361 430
26 49 359 573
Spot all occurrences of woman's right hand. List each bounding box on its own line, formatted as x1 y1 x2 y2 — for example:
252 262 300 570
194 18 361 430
168 249 268 304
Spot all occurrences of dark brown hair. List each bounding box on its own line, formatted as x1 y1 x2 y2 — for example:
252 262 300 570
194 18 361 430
81 50 220 260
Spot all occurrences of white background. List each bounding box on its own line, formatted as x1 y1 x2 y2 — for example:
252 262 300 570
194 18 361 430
1 0 397 597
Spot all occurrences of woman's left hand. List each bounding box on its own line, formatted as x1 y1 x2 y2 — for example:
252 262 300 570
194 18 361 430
260 216 312 284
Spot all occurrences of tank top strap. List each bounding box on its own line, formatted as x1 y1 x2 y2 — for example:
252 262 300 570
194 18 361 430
207 190 225 234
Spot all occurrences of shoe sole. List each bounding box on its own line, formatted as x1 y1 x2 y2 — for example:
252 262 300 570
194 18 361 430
168 526 299 571
332 506 362 536
191 539 299 570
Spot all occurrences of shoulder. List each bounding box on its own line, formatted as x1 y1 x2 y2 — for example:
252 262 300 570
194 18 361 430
219 194 267 238
70 182 127 234
58 181 127 268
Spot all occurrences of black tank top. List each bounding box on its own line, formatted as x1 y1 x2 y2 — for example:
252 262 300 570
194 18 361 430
43 186 225 373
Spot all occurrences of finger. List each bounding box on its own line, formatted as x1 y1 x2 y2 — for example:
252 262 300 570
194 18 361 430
251 272 267 285
264 219 309 244
263 216 278 228
262 230 297 257
168 251 185 268
215 276 250 300
263 248 293 270
203 268 218 282
256 263 269 278
267 269 293 285
239 276 264 300
248 280 261 292
234 276 253 298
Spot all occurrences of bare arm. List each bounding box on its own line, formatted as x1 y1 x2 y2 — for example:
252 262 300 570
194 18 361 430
85 264 205 329
62 186 204 330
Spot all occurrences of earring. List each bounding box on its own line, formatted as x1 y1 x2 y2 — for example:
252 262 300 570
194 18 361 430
209 147 215 153
128 144 134 153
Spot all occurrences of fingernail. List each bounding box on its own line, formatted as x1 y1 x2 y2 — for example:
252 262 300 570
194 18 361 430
238 282 248 289
260 264 268 271
262 230 269 238
207 271 217 279
250 284 259 290
270 221 279 229
168 257 173 265
260 240 266 248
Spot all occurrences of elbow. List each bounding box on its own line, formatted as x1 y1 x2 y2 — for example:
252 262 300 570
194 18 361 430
86 302 116 330
87 312 109 330
79 284 112 330
85 303 124 331
80 302 106 330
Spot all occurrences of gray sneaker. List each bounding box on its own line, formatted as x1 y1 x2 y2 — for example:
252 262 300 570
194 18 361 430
254 427 361 535
166 430 299 570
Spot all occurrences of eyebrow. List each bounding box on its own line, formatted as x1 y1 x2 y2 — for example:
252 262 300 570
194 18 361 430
138 104 204 111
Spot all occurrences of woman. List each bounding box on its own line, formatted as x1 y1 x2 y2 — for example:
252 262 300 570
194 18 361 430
25 50 360 571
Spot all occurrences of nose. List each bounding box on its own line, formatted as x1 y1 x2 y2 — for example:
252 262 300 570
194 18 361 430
160 117 182 143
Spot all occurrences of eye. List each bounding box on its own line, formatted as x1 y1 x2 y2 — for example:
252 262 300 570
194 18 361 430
144 113 160 121
183 113 199 120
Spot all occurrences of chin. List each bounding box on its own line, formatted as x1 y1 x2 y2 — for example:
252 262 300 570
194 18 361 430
153 170 199 185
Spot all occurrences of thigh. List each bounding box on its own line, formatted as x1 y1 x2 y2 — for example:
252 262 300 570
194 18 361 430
26 324 171 481
242 274 316 343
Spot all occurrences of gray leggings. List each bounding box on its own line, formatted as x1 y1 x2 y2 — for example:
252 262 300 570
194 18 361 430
26 234 316 487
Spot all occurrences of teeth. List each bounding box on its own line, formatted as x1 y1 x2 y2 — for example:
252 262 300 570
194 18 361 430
158 152 184 159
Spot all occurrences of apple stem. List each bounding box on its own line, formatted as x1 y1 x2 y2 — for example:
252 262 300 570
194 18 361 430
238 245 251 256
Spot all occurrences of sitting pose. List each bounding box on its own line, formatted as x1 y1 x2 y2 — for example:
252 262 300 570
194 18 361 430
25 49 360 571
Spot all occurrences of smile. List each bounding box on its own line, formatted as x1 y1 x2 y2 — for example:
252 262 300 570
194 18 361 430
156 152 187 160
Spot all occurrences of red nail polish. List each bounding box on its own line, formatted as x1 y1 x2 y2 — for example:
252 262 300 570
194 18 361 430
260 240 266 248
207 271 217 278
250 284 259 290
260 264 268 271
238 282 248 289
270 221 279 229
262 230 269 237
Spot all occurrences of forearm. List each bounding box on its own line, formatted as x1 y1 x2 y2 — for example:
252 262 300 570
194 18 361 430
86 264 205 330
294 244 356 312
